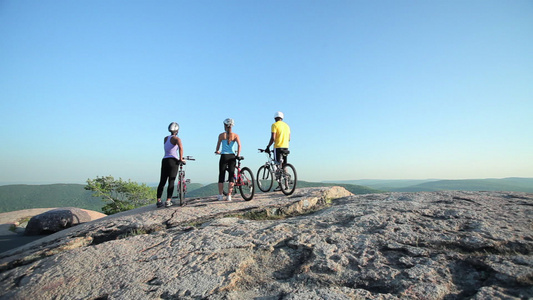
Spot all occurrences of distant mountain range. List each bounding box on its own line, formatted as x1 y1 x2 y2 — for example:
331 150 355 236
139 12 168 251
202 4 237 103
1 178 531 214
326 177 533 193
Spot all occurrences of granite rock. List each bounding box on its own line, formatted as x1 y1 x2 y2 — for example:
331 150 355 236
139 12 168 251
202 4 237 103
24 207 106 235
0 188 531 300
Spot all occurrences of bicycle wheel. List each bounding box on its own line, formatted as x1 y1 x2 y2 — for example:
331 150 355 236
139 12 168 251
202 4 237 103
280 163 297 196
178 172 185 206
256 165 273 192
238 167 255 201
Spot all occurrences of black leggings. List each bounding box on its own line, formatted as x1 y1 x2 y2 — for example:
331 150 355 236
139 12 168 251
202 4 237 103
218 154 236 183
157 157 179 199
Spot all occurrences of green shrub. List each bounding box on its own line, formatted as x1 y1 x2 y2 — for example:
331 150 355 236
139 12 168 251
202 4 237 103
85 176 155 215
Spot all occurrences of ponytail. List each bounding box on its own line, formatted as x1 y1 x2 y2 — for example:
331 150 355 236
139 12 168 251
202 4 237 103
224 124 233 140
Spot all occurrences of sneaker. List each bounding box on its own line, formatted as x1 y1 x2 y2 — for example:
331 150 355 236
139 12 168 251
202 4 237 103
227 195 232 202
156 201 164 208
165 201 173 208
217 195 224 201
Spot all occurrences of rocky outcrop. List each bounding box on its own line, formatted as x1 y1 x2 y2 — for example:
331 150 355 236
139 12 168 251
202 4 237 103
0 187 531 299
24 207 106 235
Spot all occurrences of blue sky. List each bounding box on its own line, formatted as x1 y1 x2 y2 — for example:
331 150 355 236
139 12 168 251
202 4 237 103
1 0 532 185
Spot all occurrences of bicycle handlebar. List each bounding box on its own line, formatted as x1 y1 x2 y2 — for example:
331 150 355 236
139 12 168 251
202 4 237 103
179 156 195 165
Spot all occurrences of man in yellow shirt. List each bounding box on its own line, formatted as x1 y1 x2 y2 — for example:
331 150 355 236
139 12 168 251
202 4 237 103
266 111 291 167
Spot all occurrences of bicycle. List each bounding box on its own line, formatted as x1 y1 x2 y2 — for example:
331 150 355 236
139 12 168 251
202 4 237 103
173 156 195 206
221 155 255 201
257 149 297 195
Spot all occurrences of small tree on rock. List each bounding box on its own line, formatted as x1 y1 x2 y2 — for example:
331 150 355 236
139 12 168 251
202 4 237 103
85 176 156 215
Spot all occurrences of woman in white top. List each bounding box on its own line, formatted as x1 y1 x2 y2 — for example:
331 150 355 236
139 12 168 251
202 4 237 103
214 118 241 201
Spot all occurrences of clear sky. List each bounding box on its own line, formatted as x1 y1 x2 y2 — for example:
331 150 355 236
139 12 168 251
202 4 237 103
1 0 532 185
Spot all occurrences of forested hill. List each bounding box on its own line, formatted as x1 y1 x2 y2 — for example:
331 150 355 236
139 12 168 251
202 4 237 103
0 184 104 213
0 183 207 213
3 178 530 213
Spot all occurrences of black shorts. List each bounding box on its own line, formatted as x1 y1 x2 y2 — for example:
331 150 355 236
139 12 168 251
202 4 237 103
274 148 289 166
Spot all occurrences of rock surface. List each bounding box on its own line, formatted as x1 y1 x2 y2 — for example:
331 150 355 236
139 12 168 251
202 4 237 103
0 187 531 300
24 207 106 235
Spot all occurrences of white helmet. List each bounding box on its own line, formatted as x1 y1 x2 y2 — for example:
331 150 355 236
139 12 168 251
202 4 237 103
274 111 284 119
168 122 179 133
223 118 234 127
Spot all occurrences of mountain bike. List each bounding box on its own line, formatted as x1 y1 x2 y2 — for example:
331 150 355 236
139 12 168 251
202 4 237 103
221 155 255 201
173 156 195 206
257 149 297 195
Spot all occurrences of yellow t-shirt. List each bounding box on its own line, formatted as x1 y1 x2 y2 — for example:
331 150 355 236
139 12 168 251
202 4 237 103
271 121 290 148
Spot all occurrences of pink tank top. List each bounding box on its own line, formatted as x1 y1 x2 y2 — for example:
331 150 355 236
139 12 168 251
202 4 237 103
163 136 179 159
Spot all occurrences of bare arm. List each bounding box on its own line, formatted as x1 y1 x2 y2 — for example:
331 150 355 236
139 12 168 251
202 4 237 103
267 132 276 149
235 134 241 157
215 133 223 154
176 137 184 161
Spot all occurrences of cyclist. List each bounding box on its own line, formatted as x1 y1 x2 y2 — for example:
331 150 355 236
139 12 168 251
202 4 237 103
215 118 241 201
156 122 184 208
265 111 291 191
266 111 291 166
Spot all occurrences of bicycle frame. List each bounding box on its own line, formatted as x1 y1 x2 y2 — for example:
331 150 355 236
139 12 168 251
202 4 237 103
260 149 283 175
232 157 246 186
257 149 297 195
221 155 255 201
178 164 190 191
175 156 195 206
